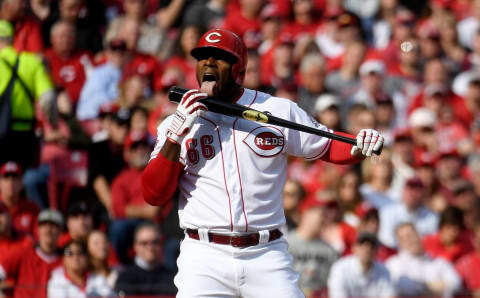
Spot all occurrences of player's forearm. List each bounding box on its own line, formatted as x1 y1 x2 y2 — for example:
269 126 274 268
320 132 364 164
142 141 184 206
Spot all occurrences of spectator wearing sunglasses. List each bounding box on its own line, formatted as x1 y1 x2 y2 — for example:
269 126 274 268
115 222 176 296
47 240 115 298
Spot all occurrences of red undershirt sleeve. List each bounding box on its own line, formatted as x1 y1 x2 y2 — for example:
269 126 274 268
141 153 184 206
320 131 363 165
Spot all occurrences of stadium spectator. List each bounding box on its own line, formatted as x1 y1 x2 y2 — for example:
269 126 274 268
0 201 31 259
88 107 129 216
0 20 57 169
57 200 94 248
328 232 395 298
0 161 39 236
414 156 448 213
335 169 365 228
76 39 126 121
243 50 275 94
164 25 202 90
297 53 328 113
109 132 157 263
378 177 439 248
222 0 263 48
360 149 395 208
356 208 397 262
0 0 44 53
315 7 345 59
422 206 473 262
455 222 480 296
346 103 376 136
257 3 283 56
457 0 480 50
386 222 461 297
389 129 415 196
314 94 342 132
41 0 104 52
408 107 438 160
286 198 337 296
44 20 95 105
436 150 465 195
183 0 228 31
318 200 357 256
87 230 119 289
117 74 149 109
114 222 176 296
282 179 305 232
0 209 63 298
48 240 115 297
281 0 318 40
106 0 166 58
155 0 193 30
325 40 366 99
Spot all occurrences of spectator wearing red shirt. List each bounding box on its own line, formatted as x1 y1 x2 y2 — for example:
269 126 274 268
114 18 163 93
222 0 263 48
0 209 63 298
456 222 480 296
163 25 201 90
423 206 473 263
109 132 160 263
0 201 32 260
0 0 44 53
281 0 319 40
0 161 39 237
44 21 94 105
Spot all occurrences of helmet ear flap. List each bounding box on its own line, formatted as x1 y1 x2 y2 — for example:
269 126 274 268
231 63 244 86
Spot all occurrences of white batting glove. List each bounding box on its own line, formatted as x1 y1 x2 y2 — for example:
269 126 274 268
166 90 208 144
351 129 384 157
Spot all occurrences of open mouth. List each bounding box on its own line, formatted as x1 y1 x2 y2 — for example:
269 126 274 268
202 72 217 83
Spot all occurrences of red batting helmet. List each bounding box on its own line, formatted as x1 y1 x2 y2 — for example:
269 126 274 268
191 28 248 86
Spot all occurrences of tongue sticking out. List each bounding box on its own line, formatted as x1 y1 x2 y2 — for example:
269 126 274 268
201 81 217 97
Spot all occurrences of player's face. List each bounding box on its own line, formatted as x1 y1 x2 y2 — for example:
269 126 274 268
196 49 236 98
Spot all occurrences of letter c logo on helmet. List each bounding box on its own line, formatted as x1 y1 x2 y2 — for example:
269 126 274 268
205 32 222 43
191 28 248 86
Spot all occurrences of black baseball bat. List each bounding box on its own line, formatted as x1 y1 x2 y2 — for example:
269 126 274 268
168 86 382 155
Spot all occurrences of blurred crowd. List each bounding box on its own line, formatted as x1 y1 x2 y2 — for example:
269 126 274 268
0 0 479 297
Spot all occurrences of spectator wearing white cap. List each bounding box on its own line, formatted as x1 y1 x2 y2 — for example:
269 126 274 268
408 108 438 157
349 59 407 128
314 94 342 131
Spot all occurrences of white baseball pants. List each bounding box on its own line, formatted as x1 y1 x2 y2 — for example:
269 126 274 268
174 234 305 298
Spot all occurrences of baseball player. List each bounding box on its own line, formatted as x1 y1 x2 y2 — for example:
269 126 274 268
142 28 384 298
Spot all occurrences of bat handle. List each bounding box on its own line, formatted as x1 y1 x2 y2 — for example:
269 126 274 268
169 86 189 103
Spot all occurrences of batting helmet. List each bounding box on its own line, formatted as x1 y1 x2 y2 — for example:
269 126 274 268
191 28 248 86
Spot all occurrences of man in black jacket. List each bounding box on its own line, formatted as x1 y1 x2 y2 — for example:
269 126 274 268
115 222 176 296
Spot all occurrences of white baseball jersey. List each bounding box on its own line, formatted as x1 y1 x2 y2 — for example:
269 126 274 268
151 88 332 233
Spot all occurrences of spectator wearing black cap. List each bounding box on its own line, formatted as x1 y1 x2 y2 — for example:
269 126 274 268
48 240 115 297
109 131 159 263
0 209 63 298
328 232 395 298
115 222 176 296
88 107 129 216
76 39 127 121
378 177 439 248
57 200 94 249
386 223 461 297
0 161 39 237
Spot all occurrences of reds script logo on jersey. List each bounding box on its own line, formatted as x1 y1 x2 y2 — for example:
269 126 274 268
243 126 284 157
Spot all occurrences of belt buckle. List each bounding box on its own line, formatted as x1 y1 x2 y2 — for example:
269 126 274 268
230 235 241 247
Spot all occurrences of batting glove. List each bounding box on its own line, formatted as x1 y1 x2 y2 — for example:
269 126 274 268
166 90 208 145
351 129 384 157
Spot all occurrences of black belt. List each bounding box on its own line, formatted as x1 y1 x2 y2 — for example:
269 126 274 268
186 229 283 248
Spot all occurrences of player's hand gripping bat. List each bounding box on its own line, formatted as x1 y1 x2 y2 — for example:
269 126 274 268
168 86 382 155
